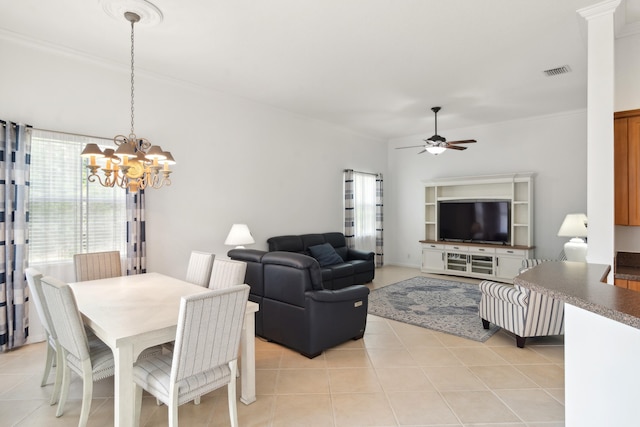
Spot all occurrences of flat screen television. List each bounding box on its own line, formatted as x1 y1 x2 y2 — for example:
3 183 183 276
438 199 511 245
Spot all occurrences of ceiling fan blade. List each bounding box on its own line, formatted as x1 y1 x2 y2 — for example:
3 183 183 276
395 145 426 150
447 139 477 145
417 149 427 155
446 145 467 151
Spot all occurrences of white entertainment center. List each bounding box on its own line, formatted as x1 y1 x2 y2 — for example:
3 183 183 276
421 172 535 283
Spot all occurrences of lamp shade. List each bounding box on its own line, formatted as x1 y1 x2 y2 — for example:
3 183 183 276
224 224 255 247
557 213 588 262
80 143 104 158
557 213 588 238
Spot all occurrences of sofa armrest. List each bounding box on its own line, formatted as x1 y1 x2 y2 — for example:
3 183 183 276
479 280 528 307
346 248 374 261
228 248 267 263
307 285 370 303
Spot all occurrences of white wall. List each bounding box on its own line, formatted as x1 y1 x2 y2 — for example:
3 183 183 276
565 304 640 427
615 32 640 111
386 111 588 267
0 36 386 280
614 31 640 252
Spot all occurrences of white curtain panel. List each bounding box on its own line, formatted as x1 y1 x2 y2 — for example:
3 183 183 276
344 169 383 266
353 172 377 254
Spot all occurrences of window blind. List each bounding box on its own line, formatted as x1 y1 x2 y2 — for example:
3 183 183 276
29 130 126 265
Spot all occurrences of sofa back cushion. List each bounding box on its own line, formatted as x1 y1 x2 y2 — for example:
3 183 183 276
323 232 349 259
267 235 304 253
300 234 326 252
268 232 350 259
323 232 347 247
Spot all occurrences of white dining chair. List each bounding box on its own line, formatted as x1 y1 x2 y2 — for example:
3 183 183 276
40 275 116 427
185 251 215 287
187 258 248 404
161 250 215 364
160 259 247 405
208 258 247 290
73 250 122 281
25 267 61 404
133 285 250 427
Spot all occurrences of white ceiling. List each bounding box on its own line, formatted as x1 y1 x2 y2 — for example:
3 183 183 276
0 0 636 140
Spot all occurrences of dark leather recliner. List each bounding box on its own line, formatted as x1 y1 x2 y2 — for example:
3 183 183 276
228 249 370 358
267 232 375 290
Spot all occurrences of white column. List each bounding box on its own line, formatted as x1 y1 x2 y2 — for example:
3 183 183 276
578 0 620 278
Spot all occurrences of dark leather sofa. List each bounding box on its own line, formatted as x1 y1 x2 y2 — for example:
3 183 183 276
228 249 370 358
267 232 375 290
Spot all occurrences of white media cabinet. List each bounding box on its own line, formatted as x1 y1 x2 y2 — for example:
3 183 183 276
421 173 535 282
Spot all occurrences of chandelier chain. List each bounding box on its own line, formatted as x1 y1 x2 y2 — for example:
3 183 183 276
80 10 174 194
130 17 135 136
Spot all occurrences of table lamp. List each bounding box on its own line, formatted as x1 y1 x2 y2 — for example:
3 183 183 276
557 213 588 262
224 224 255 248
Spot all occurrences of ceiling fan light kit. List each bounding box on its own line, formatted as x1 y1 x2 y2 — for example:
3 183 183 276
426 146 447 155
396 106 477 156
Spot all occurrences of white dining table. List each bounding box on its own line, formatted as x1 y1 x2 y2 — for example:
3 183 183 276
70 272 259 427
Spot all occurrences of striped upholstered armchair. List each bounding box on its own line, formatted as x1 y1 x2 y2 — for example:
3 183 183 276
519 250 567 273
478 278 564 348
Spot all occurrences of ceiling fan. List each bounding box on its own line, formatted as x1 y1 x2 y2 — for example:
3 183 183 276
397 107 477 155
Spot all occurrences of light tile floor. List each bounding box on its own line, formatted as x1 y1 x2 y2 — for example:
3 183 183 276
0 266 565 426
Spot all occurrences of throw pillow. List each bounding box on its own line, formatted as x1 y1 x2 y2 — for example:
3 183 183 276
308 243 344 267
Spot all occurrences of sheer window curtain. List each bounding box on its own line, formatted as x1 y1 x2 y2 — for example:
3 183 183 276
0 120 31 351
344 170 384 267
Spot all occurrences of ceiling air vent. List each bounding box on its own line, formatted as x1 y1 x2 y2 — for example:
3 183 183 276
543 65 571 77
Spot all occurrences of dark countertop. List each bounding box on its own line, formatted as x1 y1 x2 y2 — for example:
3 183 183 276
615 265 640 281
515 261 640 330
615 251 640 281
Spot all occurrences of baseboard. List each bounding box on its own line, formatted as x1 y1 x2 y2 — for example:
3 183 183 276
381 261 421 269
27 333 46 344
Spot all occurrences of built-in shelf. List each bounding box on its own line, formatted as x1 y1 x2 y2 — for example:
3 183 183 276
421 172 535 282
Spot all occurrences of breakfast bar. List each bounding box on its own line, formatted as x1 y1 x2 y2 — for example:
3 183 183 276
515 262 640 427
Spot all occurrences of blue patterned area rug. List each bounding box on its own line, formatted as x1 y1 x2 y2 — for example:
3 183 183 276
368 276 500 342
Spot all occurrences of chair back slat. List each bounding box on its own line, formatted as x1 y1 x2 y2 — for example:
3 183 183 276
208 259 247 290
171 284 249 382
73 251 122 281
40 276 90 362
185 251 215 287
25 268 55 338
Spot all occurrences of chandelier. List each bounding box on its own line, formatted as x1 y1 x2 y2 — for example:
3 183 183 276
80 11 175 193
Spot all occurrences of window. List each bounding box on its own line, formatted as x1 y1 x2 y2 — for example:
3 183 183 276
28 130 126 266
352 172 377 253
